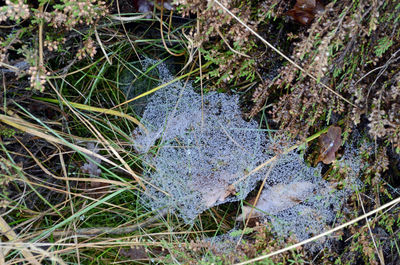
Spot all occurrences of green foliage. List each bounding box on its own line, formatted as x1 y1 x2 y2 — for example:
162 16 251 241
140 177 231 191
229 227 254 237
0 126 15 137
374 36 393 57
200 41 257 85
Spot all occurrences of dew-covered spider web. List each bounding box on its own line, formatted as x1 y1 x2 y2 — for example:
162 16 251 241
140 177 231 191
130 59 362 244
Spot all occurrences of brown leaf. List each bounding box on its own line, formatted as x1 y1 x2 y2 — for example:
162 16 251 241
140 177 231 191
318 126 342 164
201 183 236 208
237 181 315 221
287 0 325 25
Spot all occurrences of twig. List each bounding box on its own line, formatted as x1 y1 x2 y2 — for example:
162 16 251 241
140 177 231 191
237 160 277 246
109 14 148 22
357 193 385 265
94 28 112 65
0 62 20 73
215 27 250 58
0 238 5 264
38 5 44 71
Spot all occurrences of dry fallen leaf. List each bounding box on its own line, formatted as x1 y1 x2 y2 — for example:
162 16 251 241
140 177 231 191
201 184 229 208
287 0 325 25
201 182 236 208
318 126 342 164
237 181 315 221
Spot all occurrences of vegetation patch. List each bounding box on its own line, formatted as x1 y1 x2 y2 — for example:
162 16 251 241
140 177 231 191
0 0 399 264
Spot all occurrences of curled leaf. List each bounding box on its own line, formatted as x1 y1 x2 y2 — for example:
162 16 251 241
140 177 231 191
318 126 342 164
